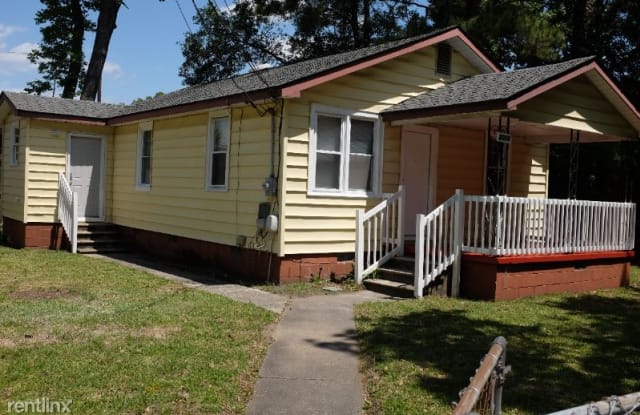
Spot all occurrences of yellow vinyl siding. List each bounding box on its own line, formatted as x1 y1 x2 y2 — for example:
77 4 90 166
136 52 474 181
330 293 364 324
2 117 27 221
435 126 486 203
25 120 113 223
512 75 636 138
509 136 548 198
111 107 280 251
281 45 483 255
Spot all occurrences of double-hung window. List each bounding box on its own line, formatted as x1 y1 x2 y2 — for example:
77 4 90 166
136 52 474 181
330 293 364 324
310 105 380 196
136 124 153 190
207 117 230 190
10 125 20 166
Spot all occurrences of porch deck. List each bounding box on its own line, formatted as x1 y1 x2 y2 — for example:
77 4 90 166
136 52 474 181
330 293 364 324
356 190 636 299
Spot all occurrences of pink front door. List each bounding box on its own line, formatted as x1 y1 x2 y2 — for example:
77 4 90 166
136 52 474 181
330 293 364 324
401 126 437 236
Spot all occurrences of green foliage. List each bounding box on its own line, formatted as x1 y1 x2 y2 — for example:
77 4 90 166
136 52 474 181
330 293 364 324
25 0 96 98
131 91 166 105
179 0 430 85
179 1 288 85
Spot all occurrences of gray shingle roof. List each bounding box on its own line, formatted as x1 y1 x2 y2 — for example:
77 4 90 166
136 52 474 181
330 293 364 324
123 26 456 115
383 56 596 115
1 91 128 119
1 26 459 121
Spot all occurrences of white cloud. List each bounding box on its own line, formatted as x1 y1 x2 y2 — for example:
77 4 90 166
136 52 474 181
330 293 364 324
103 61 123 79
0 42 38 75
0 24 23 40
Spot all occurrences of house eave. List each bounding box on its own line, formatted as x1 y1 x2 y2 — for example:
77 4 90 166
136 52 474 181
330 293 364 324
15 110 108 126
107 89 280 125
383 101 508 123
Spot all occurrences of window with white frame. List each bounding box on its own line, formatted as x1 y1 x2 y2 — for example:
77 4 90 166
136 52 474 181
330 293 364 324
207 117 230 190
10 125 20 166
310 105 380 196
136 126 152 189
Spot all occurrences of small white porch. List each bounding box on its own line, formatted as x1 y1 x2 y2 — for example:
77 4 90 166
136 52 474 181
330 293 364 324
355 188 636 299
355 56 640 299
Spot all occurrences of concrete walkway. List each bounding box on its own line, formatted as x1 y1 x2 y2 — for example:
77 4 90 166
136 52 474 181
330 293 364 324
89 253 287 314
91 253 394 413
247 291 390 415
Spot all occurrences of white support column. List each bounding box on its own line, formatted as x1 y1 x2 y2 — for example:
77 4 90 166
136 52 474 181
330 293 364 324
355 209 365 284
414 214 425 298
451 189 464 298
397 185 405 257
71 192 78 254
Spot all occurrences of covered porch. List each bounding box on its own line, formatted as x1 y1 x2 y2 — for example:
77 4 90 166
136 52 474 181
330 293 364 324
355 57 640 299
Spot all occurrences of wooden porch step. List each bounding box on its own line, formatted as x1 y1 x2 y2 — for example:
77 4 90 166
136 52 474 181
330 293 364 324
363 278 415 298
376 267 414 284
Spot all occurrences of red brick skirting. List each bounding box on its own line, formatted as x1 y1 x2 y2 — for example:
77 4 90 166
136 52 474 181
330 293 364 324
117 225 353 284
461 251 633 300
2 217 66 249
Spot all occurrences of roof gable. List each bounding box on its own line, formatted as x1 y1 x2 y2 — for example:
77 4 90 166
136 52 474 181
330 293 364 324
383 57 640 138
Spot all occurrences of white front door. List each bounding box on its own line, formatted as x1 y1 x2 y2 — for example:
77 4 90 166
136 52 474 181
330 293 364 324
69 136 103 220
401 126 438 236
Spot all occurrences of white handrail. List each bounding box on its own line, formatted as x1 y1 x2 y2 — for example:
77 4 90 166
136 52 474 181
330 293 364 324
414 189 464 298
355 186 404 283
58 172 78 253
462 195 636 256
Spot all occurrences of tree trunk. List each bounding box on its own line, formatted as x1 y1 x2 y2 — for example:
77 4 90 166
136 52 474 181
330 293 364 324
362 0 371 46
569 0 588 58
349 0 361 47
81 0 122 101
61 0 86 99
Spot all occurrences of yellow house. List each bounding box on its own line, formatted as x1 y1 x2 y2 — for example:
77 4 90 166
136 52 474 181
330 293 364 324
1 27 639 299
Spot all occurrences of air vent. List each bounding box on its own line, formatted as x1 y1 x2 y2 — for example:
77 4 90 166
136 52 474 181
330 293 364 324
436 43 452 76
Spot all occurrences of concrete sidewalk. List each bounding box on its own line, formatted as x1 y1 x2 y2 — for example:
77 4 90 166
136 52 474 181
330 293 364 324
90 253 287 314
247 291 391 415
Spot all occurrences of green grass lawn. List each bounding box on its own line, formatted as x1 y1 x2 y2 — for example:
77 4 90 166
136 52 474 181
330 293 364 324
355 269 640 415
0 247 277 414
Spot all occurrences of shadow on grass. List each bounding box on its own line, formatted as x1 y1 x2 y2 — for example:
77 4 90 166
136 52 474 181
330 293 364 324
357 291 640 414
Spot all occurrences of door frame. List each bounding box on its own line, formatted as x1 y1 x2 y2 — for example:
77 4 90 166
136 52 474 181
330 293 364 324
400 125 439 217
66 133 106 222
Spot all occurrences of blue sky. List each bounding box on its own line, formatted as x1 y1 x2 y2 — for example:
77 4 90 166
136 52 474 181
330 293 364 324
1 0 211 104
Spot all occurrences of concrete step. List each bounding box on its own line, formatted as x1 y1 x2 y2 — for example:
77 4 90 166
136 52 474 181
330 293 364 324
363 278 414 298
74 222 127 255
77 245 127 254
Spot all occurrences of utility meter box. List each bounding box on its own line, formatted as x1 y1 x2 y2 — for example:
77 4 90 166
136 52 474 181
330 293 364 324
256 202 278 232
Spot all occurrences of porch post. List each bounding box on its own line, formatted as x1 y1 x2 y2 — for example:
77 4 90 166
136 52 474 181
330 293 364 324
355 209 365 284
397 185 404 257
451 189 464 297
71 192 78 254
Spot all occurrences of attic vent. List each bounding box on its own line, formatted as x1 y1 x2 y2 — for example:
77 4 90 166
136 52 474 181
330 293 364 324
436 43 452 76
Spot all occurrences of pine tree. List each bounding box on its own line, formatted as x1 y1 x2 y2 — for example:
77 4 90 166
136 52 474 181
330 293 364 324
25 0 95 98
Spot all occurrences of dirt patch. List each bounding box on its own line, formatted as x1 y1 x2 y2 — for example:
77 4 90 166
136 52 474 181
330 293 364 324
0 332 59 348
89 325 182 345
9 289 78 300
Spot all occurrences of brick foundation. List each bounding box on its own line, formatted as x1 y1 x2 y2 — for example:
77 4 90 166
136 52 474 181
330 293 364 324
117 225 354 284
461 251 633 300
2 217 66 249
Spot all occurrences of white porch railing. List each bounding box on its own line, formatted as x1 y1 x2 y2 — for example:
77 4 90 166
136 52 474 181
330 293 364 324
463 195 636 256
414 189 464 298
58 172 78 253
355 187 404 283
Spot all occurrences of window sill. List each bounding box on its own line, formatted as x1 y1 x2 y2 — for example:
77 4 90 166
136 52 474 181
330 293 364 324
206 185 228 192
307 189 380 199
136 184 151 192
